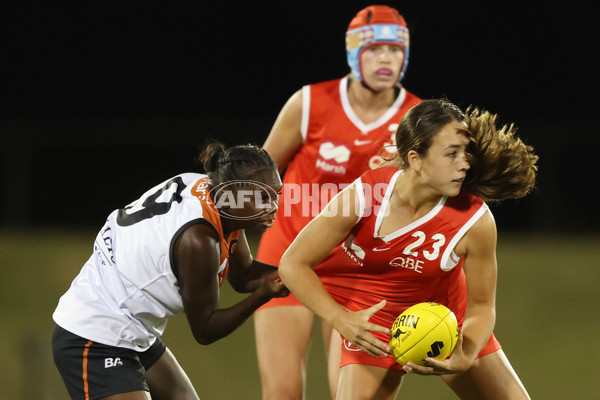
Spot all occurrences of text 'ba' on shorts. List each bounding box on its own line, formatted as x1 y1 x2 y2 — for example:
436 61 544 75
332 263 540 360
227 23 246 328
52 324 166 400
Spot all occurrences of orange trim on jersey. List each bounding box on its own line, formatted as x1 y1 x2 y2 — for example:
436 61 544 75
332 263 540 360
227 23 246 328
190 177 221 229
190 177 241 287
82 340 93 400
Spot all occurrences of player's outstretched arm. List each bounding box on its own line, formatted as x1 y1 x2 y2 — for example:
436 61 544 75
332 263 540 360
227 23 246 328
174 223 288 345
279 184 391 357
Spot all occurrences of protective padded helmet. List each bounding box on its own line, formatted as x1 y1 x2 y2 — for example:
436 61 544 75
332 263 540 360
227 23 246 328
345 5 410 83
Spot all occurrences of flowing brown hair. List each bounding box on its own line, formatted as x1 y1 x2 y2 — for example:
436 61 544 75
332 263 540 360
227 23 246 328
389 99 538 202
462 106 538 202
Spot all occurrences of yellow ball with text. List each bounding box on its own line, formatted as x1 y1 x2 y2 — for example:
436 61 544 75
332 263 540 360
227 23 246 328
389 302 458 366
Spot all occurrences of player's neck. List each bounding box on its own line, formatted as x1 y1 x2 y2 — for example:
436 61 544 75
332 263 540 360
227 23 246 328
348 79 397 105
393 172 442 215
378 181 441 235
220 218 235 238
347 79 398 124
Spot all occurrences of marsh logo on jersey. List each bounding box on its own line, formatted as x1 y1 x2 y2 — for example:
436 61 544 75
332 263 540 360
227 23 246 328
316 140 350 175
341 236 365 267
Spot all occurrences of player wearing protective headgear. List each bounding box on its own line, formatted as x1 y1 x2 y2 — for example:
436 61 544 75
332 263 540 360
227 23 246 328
253 5 421 399
346 5 410 84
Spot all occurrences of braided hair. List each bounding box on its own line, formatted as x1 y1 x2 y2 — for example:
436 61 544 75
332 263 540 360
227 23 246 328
197 141 277 186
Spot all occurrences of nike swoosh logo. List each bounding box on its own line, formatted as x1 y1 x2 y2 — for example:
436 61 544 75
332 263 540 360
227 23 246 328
354 139 372 146
372 248 391 252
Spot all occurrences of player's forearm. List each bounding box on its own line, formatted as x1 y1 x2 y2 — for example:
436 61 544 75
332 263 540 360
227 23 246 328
279 261 345 325
228 260 277 293
191 289 275 345
461 304 496 360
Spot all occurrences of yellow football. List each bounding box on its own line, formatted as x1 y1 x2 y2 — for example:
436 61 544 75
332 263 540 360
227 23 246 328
389 302 459 366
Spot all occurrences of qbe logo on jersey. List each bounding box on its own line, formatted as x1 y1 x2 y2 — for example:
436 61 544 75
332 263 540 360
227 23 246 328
316 140 351 175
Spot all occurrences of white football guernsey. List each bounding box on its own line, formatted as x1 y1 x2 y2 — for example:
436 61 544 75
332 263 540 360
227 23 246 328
53 173 240 351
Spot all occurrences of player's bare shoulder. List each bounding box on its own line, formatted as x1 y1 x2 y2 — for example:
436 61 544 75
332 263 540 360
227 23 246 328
454 209 497 258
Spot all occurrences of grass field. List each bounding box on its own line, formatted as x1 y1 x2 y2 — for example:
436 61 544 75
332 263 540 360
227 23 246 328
1 227 599 399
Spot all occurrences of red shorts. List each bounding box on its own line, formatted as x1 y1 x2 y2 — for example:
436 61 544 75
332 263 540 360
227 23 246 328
340 330 502 369
257 296 502 368
257 291 303 311
341 334 405 371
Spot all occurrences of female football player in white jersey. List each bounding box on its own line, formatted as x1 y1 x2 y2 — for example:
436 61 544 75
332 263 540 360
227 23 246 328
52 142 289 400
279 99 536 400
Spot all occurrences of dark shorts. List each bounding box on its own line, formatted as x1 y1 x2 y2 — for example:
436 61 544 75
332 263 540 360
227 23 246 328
52 324 166 400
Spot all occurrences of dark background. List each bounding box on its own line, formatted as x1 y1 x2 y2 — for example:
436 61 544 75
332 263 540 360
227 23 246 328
3 4 598 398
2 1 597 231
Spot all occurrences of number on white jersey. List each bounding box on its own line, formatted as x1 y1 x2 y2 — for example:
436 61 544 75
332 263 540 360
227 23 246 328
117 177 185 226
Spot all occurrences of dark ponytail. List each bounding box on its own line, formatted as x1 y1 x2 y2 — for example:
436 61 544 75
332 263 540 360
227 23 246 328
198 141 227 174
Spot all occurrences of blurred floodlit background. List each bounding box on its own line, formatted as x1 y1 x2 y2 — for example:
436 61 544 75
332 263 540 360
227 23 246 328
2 1 599 398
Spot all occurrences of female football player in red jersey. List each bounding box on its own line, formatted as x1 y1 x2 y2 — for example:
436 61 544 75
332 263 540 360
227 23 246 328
279 99 536 400
253 5 421 399
52 142 289 400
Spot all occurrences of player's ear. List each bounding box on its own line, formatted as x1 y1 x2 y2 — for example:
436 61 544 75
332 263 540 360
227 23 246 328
407 150 421 172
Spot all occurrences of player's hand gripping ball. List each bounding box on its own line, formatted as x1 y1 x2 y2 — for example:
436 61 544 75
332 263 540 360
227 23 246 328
389 302 458 366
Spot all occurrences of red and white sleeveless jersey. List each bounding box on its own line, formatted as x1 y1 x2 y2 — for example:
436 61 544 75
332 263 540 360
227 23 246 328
318 166 489 329
53 173 240 351
257 76 421 265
